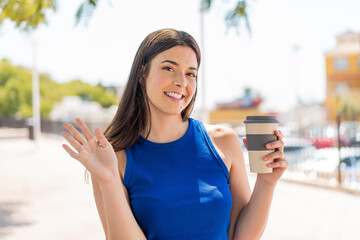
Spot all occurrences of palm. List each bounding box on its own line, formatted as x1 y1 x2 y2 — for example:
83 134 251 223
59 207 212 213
62 118 119 183
80 140 117 181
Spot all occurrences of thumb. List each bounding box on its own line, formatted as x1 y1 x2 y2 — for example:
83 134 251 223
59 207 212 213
242 137 248 150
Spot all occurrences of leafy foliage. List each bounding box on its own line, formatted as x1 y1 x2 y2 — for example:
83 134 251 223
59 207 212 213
201 0 212 11
337 95 360 121
0 59 32 117
0 0 251 33
61 79 117 108
0 59 118 119
75 0 98 26
73 0 251 33
201 0 251 33
225 0 251 34
0 0 56 31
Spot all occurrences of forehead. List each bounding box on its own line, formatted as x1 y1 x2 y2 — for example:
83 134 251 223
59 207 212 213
153 46 198 68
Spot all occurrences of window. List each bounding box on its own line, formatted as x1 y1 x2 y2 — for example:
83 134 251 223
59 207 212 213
334 57 349 70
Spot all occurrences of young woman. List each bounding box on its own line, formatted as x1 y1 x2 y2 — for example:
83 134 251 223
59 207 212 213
61 28 288 240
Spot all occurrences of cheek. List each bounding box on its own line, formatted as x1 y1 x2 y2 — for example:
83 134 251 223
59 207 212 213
188 80 197 94
147 73 168 94
156 75 171 92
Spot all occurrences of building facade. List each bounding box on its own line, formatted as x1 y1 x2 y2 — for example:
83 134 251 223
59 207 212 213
324 31 360 121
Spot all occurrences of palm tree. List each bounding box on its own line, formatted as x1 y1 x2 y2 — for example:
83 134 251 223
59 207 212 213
74 0 251 32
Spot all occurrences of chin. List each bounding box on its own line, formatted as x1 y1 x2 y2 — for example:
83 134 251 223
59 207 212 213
163 108 186 117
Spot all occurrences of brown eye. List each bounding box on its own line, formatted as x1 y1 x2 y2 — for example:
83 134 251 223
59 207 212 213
187 73 196 78
162 66 174 72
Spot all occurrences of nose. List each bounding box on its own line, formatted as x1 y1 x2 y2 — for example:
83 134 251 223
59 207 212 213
174 72 187 88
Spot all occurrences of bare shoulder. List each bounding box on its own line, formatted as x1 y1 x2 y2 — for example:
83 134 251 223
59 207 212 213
115 150 127 181
204 123 239 149
115 149 131 204
204 123 242 172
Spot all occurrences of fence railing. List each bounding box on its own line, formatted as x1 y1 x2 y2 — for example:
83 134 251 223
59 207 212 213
236 120 360 192
278 121 360 192
2 118 360 192
0 118 109 139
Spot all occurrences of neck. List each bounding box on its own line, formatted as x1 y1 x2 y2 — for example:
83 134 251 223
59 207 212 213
144 113 189 143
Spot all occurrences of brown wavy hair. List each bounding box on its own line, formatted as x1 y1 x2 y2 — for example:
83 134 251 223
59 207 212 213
103 28 201 152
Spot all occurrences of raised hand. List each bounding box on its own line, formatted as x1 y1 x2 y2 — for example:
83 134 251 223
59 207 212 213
61 118 119 183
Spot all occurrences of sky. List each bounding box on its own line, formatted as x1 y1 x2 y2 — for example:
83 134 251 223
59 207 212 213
0 0 359 112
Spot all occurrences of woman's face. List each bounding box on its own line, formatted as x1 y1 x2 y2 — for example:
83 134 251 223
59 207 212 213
145 45 198 118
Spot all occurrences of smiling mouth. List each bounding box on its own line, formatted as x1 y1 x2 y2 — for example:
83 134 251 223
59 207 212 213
164 92 185 100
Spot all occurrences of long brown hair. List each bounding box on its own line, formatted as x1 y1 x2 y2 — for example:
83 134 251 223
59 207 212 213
103 28 201 152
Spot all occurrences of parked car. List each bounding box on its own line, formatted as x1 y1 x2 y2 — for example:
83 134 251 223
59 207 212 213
340 121 360 147
304 123 351 149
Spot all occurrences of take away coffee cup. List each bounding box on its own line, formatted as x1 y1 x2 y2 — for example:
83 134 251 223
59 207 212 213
244 116 279 173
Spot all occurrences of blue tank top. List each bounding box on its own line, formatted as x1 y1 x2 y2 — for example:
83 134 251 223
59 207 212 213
124 118 232 240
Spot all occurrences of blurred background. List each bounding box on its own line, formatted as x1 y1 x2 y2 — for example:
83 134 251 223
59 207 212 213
0 0 360 239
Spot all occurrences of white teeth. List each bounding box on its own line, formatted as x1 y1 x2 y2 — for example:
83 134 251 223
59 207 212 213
165 92 183 99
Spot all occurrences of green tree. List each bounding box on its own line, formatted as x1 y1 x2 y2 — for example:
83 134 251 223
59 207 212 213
74 0 251 32
61 79 117 108
0 59 117 118
0 0 56 31
0 0 250 32
75 0 98 26
0 59 32 117
337 95 360 121
201 0 250 33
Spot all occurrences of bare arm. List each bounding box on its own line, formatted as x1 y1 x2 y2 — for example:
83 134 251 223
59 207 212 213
91 172 144 240
91 175 109 237
233 177 276 239
209 126 287 240
91 149 131 237
97 174 145 240
62 118 146 240
232 130 287 240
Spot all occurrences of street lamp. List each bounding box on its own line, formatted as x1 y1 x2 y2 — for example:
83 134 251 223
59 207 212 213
199 0 209 123
31 37 41 142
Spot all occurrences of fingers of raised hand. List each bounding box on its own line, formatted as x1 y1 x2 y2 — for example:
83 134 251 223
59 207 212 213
63 122 85 144
75 118 94 142
62 143 92 168
94 128 108 148
62 143 79 160
62 131 82 152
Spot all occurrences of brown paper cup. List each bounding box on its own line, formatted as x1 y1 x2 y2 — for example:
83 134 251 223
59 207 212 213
244 116 279 173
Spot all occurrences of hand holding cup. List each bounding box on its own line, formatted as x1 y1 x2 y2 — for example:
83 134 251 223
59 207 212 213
243 116 288 184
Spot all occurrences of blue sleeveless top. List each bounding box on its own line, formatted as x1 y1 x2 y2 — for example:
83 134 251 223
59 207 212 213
124 118 232 239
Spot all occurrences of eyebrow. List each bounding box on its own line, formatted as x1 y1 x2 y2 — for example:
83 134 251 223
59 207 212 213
161 60 197 71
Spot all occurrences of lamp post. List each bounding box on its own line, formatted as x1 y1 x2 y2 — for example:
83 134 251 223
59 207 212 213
292 45 300 109
336 110 342 186
31 38 41 142
199 0 209 123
